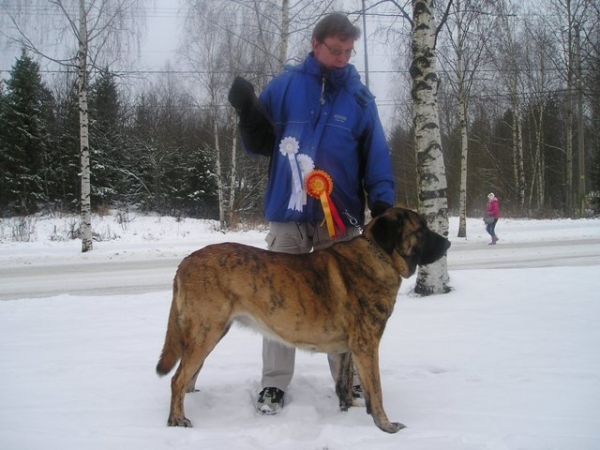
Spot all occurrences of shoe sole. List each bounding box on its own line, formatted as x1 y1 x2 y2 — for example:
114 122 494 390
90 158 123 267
257 404 282 415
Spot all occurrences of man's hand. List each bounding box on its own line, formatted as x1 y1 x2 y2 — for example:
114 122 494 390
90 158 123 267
228 76 256 111
371 201 392 218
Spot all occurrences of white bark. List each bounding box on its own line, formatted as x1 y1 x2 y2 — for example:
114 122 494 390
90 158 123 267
457 89 468 238
213 115 226 230
531 107 546 210
411 0 450 295
453 0 468 239
511 85 525 209
279 0 290 70
228 110 238 227
78 0 93 252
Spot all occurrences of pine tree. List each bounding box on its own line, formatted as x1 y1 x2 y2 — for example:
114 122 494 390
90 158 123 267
88 68 125 208
0 50 54 214
49 85 81 212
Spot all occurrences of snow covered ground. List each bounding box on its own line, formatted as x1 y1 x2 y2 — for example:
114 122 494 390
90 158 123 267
1 212 600 450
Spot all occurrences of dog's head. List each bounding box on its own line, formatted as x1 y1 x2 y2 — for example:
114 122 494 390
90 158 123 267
363 207 451 278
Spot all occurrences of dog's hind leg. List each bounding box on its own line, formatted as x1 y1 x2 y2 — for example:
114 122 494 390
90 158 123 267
352 350 405 434
334 352 354 411
185 324 231 393
167 320 230 427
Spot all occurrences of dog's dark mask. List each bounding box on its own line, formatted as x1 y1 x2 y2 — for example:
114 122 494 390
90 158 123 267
368 209 451 270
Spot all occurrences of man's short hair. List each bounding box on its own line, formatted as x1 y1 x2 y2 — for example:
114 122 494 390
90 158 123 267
312 13 361 42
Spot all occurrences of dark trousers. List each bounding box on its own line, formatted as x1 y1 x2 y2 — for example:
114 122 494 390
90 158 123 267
486 219 498 238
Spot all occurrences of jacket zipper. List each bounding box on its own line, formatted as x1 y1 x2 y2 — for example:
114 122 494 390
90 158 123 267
320 74 326 106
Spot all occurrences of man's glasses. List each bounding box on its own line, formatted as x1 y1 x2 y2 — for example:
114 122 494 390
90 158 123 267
321 41 356 58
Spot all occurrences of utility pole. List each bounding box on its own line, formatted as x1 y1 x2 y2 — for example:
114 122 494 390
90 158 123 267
575 23 586 217
361 0 369 88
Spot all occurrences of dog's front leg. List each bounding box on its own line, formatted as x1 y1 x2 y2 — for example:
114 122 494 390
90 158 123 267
333 352 354 411
186 363 203 393
353 350 405 434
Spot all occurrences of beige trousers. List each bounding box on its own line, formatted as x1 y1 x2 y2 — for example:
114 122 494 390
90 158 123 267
261 220 361 391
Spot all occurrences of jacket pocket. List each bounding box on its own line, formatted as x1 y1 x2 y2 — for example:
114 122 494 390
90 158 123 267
265 232 276 250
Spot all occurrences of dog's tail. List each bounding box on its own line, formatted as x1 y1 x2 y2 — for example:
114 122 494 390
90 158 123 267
156 278 183 376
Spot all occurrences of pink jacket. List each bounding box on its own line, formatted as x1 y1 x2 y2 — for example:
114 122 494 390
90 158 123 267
487 198 500 219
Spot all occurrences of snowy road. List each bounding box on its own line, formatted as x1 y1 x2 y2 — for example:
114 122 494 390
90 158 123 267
2 237 599 301
0 257 180 300
448 238 600 269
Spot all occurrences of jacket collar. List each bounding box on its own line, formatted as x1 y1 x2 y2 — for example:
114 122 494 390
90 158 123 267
297 53 361 90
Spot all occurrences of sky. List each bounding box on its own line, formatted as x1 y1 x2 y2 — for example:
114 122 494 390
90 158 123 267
1 0 403 129
1 211 600 449
140 0 403 127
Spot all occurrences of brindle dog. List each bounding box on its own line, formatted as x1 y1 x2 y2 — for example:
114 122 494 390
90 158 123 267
156 207 451 433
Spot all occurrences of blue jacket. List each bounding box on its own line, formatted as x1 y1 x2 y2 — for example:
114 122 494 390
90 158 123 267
258 53 395 226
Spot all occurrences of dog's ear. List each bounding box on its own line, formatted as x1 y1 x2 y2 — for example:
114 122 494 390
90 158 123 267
369 213 399 255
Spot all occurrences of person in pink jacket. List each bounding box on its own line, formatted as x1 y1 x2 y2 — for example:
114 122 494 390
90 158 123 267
485 193 500 244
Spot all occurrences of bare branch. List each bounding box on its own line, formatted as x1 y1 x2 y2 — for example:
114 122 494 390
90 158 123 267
383 0 414 28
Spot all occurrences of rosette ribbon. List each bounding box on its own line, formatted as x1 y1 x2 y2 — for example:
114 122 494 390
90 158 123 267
279 137 303 211
305 170 346 238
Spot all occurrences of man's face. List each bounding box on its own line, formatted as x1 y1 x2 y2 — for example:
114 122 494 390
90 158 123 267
312 35 355 70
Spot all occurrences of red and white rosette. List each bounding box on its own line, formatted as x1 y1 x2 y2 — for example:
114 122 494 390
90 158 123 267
279 137 303 211
305 170 346 238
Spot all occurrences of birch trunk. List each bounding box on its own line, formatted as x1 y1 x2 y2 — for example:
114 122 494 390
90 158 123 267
228 109 238 227
502 12 525 211
457 57 468 238
564 7 574 215
213 114 226 230
78 0 93 252
510 86 525 210
528 104 545 210
279 0 289 70
410 0 450 295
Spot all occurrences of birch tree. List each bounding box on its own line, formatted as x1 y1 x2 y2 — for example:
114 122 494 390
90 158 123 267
543 0 591 215
522 17 559 212
410 0 451 294
183 0 336 229
1 0 144 251
487 0 527 210
183 1 277 229
383 0 452 293
439 0 496 237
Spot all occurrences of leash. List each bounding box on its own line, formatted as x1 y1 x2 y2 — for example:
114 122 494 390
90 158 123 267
342 210 363 234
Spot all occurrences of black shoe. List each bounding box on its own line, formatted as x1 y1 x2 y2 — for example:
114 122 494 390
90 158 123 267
256 387 285 415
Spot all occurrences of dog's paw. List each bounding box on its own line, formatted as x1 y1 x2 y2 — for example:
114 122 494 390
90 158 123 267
338 399 353 412
167 416 193 427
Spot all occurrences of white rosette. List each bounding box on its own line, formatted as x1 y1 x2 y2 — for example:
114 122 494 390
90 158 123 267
297 154 315 205
279 137 303 211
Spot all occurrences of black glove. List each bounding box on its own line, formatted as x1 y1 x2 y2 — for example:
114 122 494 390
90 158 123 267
371 201 392 218
228 76 256 111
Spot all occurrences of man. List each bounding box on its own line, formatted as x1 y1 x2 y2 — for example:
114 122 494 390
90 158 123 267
228 12 395 415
